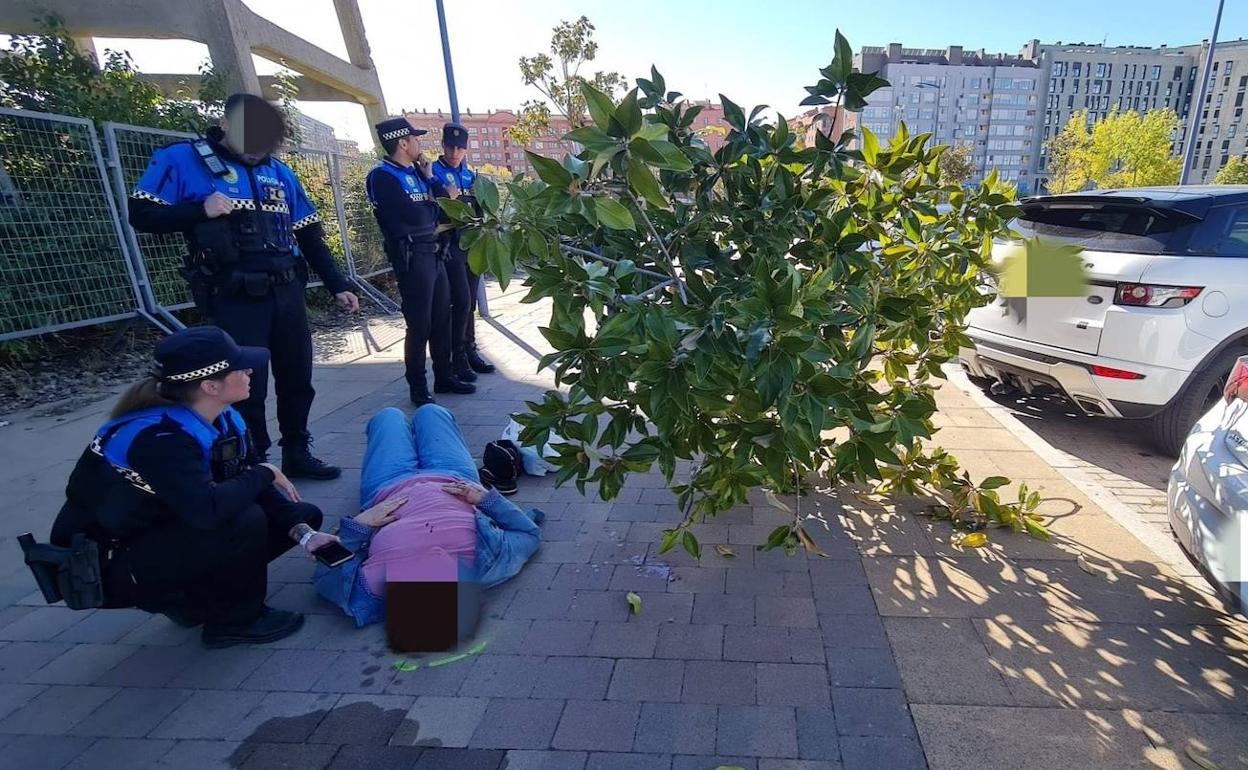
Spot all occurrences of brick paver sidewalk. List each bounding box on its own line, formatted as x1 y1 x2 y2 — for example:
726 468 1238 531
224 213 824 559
0 285 1244 770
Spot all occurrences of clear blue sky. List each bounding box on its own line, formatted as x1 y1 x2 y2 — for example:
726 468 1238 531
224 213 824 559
79 0 1246 145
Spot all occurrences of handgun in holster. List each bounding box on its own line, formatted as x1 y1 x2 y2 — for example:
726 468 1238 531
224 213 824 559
386 237 412 273
18 532 105 610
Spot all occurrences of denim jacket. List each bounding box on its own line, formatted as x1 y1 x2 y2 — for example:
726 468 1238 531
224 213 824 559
314 489 542 627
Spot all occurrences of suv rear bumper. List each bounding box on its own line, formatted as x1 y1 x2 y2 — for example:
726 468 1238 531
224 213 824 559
958 331 1188 419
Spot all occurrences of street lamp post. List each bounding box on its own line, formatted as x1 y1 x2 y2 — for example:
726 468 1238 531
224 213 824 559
915 81 943 141
1179 0 1226 185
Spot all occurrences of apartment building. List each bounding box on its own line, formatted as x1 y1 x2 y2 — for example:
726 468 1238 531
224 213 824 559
1185 38 1248 183
855 43 1043 191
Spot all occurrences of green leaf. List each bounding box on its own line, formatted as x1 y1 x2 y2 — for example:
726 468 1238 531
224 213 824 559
682 530 701 560
980 476 1010 490
563 125 615 147
658 528 681 555
583 81 616 130
763 489 792 512
637 122 670 142
526 151 574 188
392 660 420 672
436 197 475 223
628 156 670 210
593 197 636 230
860 126 880 164
626 591 642 614
613 88 643 138
473 175 499 216
719 94 745 131
466 232 490 275
746 327 772 364
830 29 854 81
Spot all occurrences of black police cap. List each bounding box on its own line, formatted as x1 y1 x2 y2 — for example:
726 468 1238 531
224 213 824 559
153 326 268 383
376 118 428 143
442 123 468 148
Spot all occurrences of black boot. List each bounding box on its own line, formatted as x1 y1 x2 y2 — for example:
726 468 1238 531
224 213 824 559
467 343 496 374
411 378 435 406
282 442 342 481
202 606 305 649
452 348 478 383
434 374 476 394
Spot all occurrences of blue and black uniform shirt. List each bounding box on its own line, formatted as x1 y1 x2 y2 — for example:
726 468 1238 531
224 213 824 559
365 158 444 247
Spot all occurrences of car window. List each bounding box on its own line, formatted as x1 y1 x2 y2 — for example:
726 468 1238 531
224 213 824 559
1013 203 1197 254
1187 205 1248 257
1222 207 1248 256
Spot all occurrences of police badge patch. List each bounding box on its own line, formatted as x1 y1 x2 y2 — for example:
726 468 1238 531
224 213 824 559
222 167 239 184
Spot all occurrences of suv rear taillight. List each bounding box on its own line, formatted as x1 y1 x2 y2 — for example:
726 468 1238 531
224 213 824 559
1090 364 1145 380
1114 283 1203 308
1224 357 1248 403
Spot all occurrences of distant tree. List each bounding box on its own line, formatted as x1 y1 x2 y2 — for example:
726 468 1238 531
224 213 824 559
478 163 514 181
1044 110 1094 193
938 143 976 187
1215 156 1248 184
1090 109 1180 188
507 16 624 146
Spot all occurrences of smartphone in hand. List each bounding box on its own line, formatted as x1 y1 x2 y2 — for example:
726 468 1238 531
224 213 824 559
312 540 355 568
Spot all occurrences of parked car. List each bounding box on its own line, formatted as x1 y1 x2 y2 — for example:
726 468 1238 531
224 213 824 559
1168 356 1248 611
958 186 1248 456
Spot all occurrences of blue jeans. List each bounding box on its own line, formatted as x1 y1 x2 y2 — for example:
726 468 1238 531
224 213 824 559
360 405 479 508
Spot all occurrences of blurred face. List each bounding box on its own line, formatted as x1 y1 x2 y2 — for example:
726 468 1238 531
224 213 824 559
221 102 284 164
444 145 467 167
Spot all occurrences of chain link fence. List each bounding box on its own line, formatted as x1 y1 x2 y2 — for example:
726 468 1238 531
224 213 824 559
0 109 147 340
0 109 407 340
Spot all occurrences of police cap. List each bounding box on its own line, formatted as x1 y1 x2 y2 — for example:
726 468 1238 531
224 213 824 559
376 117 427 144
154 326 268 383
442 123 469 148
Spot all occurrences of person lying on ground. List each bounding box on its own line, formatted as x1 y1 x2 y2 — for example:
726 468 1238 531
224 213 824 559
314 405 543 627
51 326 341 648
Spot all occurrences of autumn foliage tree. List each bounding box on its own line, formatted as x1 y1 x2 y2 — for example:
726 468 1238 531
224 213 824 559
1044 109 1180 192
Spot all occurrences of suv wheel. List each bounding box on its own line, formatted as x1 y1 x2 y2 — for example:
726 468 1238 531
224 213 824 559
1147 347 1247 457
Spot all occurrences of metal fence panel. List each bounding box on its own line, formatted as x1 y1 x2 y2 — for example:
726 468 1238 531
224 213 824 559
336 152 389 280
0 109 144 340
280 148 349 289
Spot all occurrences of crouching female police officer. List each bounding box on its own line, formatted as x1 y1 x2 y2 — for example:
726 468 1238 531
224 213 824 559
50 326 340 648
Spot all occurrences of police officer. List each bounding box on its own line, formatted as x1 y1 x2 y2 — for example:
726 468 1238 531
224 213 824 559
366 117 475 405
431 123 495 382
50 326 339 648
128 93 357 481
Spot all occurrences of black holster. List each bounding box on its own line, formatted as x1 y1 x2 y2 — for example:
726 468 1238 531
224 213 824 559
18 532 105 610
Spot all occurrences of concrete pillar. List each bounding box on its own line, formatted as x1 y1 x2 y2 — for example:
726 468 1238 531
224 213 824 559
200 0 262 96
333 0 372 68
72 36 99 66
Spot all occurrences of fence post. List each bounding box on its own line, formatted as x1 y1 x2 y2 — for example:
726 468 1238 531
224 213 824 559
329 153 398 312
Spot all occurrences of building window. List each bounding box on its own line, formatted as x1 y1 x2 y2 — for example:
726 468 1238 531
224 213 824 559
1218 93 1225 107
1072 80 1080 94
1240 76 1248 89
1072 62 1082 78
1174 66 1185 81
1053 62 1066 77
1227 61 1235 74
1095 63 1107 78
1230 124 1238 138
470 140 480 148
1238 92 1245 108
1151 65 1161 80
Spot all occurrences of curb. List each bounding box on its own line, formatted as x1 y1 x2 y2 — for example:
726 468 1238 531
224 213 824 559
942 365 1201 581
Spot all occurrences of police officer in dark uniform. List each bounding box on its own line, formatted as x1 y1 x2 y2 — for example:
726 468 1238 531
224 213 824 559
128 93 357 481
366 117 475 405
431 123 495 382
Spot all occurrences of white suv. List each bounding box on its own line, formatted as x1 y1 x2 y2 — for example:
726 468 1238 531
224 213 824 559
958 187 1248 456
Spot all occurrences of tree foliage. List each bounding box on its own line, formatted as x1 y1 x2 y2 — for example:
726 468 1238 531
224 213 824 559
0 15 224 132
937 143 977 188
1215 156 1248 184
507 16 625 146
442 32 1045 555
1044 109 1180 193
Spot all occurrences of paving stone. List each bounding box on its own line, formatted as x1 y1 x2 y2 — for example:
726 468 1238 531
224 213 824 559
587 622 659 658
391 695 489 748
0 683 119 735
795 707 840 761
632 702 717 755
465 619 531 655
504 589 575 620
150 689 268 740
240 649 341 692
69 687 192 738
609 565 675 594
819 614 888 651
549 564 612 591
326 744 426 770
52 609 151 644
625 592 693 624
723 626 794 663
681 660 756 705
812 588 878 616
413 747 506 770
752 549 814 573
586 752 672 770
459 655 544 698
807 560 868 590
717 706 799 758
500 749 588 770
882 617 1013 707
786 630 825 665
607 504 660 522
310 651 398 693
725 570 813 598
237 741 339 769
0 641 74 682
656 623 723 660
534 541 595 564
0 683 45 722
552 700 640 752
96 645 203 688
117 615 200 647
756 664 832 707
387 658 473 696
666 567 727 595
152 739 250 769
830 689 915 737
536 657 615 700
306 693 414 745
226 690 338 742
589 543 652 567
568 591 630 622
671 756 758 770
23 643 136 686
167 648 272 690
607 658 684 702
691 594 754 626
522 620 596 656
0 734 94 770
838 736 926 770
759 761 843 770
0 606 87 641
64 737 176 769
825 646 902 689
311 616 389 652
466 697 564 750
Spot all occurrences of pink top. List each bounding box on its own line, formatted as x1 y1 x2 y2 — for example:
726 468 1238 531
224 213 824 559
360 474 477 590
